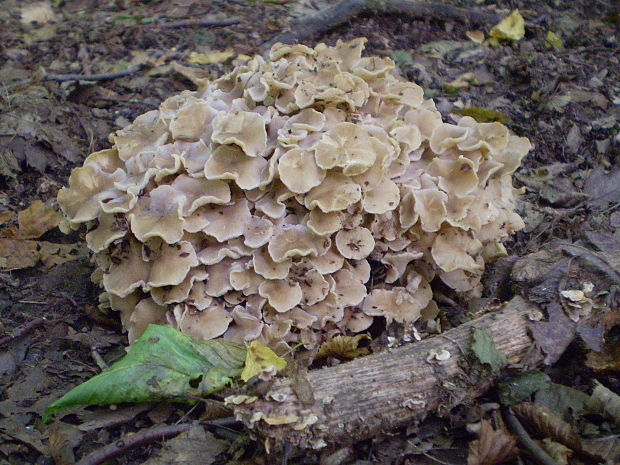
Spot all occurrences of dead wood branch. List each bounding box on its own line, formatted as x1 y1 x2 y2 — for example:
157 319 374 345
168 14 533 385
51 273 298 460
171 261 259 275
75 418 237 465
0 317 45 347
7 65 144 91
154 16 240 29
234 296 541 452
262 0 503 52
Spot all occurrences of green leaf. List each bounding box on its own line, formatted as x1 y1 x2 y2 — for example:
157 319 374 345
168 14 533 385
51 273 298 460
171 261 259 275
389 50 414 68
535 382 590 421
470 328 507 372
44 325 245 422
545 31 563 50
498 370 550 405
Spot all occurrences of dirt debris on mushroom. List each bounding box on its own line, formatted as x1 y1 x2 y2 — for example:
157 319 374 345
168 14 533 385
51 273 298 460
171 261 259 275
58 38 529 351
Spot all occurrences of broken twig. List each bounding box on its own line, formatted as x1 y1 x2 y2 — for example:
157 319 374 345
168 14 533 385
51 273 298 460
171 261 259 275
0 317 45 347
8 65 144 90
154 16 240 29
505 411 559 465
262 0 503 52
75 418 238 465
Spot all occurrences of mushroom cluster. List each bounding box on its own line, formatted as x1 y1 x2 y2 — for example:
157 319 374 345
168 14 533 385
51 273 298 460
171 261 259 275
58 39 530 353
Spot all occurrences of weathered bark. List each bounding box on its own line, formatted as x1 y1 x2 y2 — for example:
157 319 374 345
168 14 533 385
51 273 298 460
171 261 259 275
262 0 503 52
234 296 539 452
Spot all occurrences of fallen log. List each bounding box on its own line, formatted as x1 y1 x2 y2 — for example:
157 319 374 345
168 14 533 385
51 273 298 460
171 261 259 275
262 0 503 52
233 296 541 452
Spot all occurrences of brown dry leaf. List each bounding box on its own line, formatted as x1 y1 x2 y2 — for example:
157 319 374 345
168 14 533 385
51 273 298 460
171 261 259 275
0 211 13 227
540 438 572 465
0 238 39 270
140 424 227 465
586 345 620 371
316 334 370 359
529 303 576 365
466 30 485 43
511 402 582 451
0 417 49 455
17 200 61 239
588 381 620 424
467 419 517 465
584 166 620 208
0 238 87 271
171 61 209 89
47 423 83 465
77 404 152 432
581 437 620 464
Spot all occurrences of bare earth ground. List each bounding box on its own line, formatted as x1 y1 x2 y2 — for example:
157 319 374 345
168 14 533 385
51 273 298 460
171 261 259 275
0 0 619 464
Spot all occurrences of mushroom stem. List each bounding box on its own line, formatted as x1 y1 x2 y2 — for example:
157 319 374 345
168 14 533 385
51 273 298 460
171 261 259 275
234 296 542 453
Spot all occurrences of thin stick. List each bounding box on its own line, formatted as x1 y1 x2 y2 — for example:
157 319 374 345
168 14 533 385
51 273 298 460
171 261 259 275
8 65 144 90
0 317 45 346
44 65 144 83
75 418 236 465
504 412 559 465
155 16 240 29
262 0 503 52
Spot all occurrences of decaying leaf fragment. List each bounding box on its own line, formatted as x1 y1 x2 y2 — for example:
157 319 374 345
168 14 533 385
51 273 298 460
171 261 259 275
471 328 507 372
315 334 370 359
467 418 517 465
511 402 582 452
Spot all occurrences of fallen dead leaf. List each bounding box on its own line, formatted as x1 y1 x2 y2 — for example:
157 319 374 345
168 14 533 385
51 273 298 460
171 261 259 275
467 418 517 465
0 212 13 227
511 402 582 451
0 238 87 271
445 72 477 91
17 200 61 239
20 2 56 25
140 424 227 465
489 10 525 42
188 50 234 64
466 30 485 43
316 334 370 359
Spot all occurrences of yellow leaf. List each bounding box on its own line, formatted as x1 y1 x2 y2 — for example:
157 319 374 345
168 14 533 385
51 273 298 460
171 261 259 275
444 72 477 91
188 50 235 65
490 9 525 41
241 341 286 382
545 31 563 49
17 200 61 239
316 334 370 360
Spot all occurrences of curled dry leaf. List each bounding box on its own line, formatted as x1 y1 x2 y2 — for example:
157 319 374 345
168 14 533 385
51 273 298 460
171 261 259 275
467 418 517 465
315 334 370 360
511 402 582 452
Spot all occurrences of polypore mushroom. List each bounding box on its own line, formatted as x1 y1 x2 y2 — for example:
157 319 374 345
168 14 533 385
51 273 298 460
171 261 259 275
58 38 529 352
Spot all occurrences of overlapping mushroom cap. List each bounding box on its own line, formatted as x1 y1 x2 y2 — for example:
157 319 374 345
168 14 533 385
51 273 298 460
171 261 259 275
58 39 529 352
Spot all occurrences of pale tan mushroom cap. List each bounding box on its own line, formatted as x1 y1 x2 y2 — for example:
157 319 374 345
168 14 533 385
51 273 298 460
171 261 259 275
58 38 529 350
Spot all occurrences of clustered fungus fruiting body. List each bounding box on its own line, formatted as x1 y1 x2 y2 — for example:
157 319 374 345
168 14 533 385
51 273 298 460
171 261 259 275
58 39 530 353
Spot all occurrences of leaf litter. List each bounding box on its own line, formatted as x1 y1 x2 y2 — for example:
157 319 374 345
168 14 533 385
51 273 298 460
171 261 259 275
0 0 619 463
